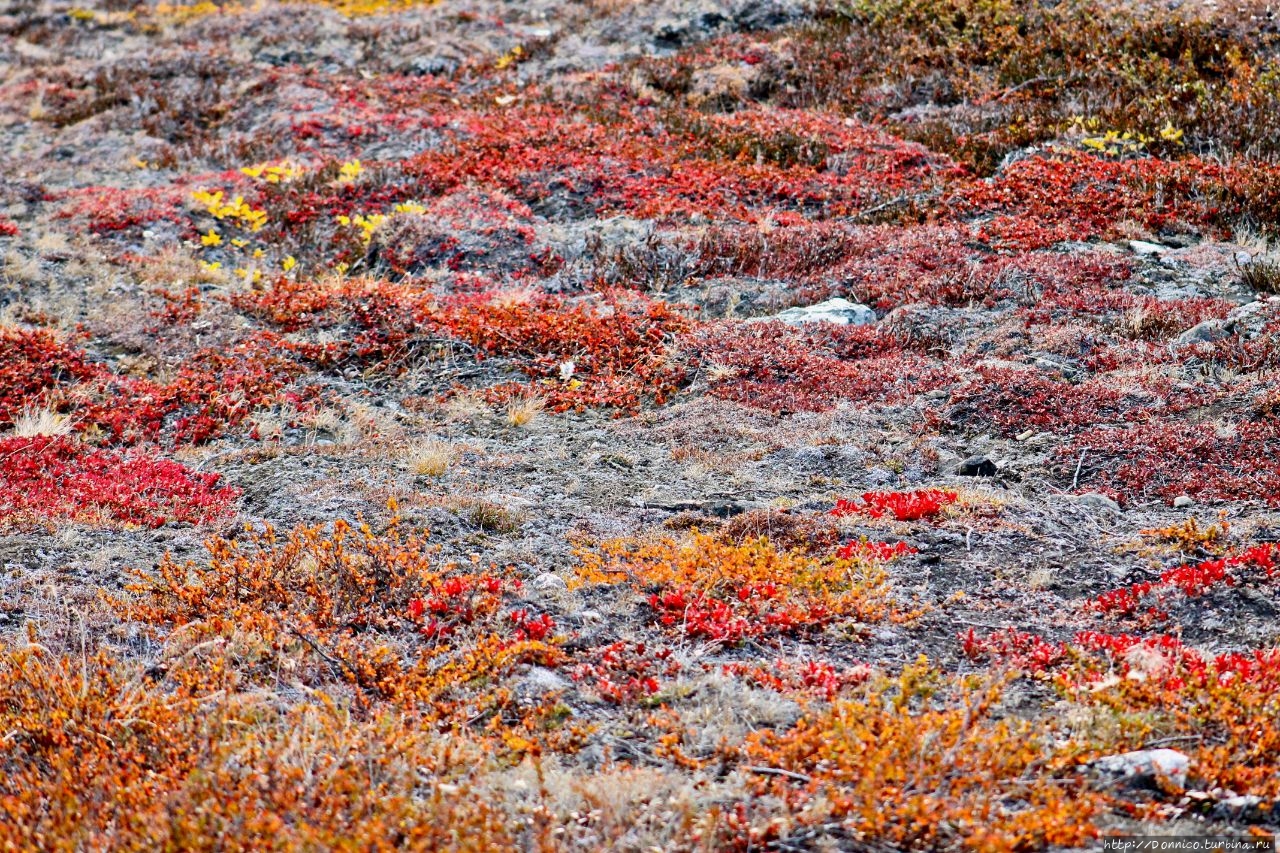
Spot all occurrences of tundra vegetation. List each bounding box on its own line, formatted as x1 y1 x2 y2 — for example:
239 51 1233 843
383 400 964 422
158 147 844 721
3 0 1280 847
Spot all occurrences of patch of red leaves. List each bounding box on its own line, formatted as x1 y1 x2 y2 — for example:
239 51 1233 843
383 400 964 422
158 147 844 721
964 627 1280 693
0 436 238 529
684 321 953 413
832 489 958 522
0 326 306 447
235 280 692 413
1060 417 1280 505
722 659 871 701
944 153 1241 249
571 641 681 704
1090 544 1278 617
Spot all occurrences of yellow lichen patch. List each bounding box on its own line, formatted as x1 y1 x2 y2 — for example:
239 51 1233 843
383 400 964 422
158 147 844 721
152 0 439 20
335 211 387 245
152 1 248 24
240 160 305 183
338 159 364 183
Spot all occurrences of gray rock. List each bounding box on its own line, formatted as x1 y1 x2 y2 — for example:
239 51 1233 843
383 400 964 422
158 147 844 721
1226 300 1268 324
1075 493 1121 512
406 55 461 77
1030 353 1082 379
1212 794 1268 821
1175 318 1232 345
755 298 876 326
531 572 569 595
1093 748 1189 788
958 455 997 476
1225 298 1280 339
1173 495 1195 508
791 446 827 467
517 666 570 696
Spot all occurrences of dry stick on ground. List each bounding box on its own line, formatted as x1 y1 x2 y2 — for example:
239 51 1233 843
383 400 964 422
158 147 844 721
744 765 813 783
289 627 367 688
1072 449 1088 490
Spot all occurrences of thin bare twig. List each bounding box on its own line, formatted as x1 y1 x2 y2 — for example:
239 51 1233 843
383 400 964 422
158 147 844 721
744 765 813 784
1072 449 1088 490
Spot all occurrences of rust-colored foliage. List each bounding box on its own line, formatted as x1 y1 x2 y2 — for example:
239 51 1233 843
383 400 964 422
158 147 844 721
119 509 562 721
575 531 907 644
683 320 953 413
234 280 692 412
741 661 1103 851
0 325 306 448
966 627 1280 801
0 644 514 851
720 507 841 553
22 0 1280 845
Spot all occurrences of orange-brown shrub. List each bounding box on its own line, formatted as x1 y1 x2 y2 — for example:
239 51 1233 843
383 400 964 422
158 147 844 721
115 508 563 726
574 531 913 643
0 644 514 851
740 660 1104 851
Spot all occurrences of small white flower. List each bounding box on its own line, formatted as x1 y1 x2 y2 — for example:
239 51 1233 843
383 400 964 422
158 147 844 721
558 360 575 381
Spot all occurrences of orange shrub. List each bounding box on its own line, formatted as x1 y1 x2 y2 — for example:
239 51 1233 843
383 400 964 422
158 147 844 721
0 644 514 851
741 661 1104 851
574 531 912 644
116 509 562 725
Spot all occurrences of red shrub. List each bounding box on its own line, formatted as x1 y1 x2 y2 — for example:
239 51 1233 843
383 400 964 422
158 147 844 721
235 280 692 413
944 152 1234 249
960 628 1067 673
722 659 871 701
0 436 238 529
832 490 958 522
0 326 306 448
837 540 919 560
570 641 681 705
1090 544 1278 617
683 321 953 413
1060 417 1280 504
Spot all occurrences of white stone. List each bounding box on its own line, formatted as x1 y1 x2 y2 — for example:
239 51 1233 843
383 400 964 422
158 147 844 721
1129 240 1168 255
531 572 568 594
518 666 570 695
754 298 876 326
1094 748 1189 787
1075 493 1121 513
1175 318 1231 345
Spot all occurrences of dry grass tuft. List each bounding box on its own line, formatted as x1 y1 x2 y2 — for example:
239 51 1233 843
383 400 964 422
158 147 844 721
407 439 454 477
468 501 523 534
11 406 73 438
1238 253 1280 295
505 394 545 428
